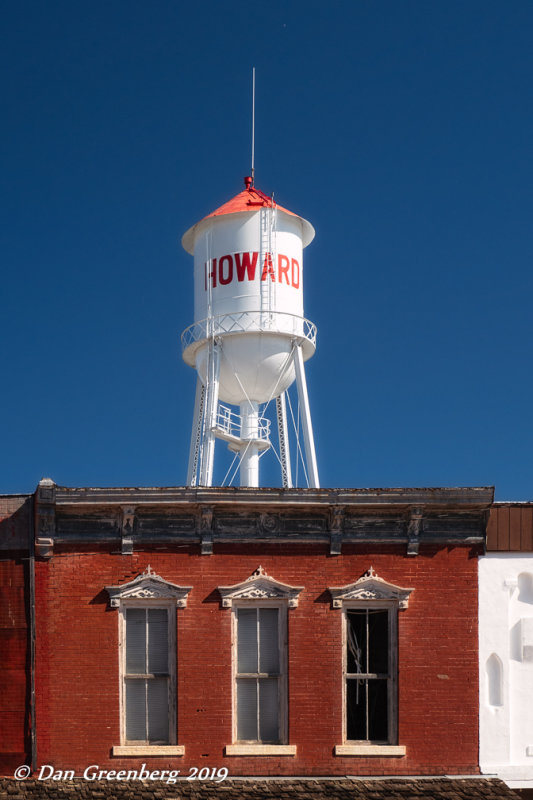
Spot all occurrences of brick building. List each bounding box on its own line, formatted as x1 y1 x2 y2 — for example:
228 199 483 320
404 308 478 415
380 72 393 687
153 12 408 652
3 480 512 793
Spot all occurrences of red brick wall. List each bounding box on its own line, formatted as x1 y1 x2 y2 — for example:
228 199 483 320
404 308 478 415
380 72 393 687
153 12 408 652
34 542 480 776
0 496 31 774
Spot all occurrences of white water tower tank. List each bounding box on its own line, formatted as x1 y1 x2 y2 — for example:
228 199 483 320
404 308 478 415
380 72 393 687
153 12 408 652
181 178 319 488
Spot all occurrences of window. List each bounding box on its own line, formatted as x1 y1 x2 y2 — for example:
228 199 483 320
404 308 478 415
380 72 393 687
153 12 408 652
235 606 284 743
218 566 301 755
123 606 173 743
345 607 395 743
329 568 412 756
105 566 190 755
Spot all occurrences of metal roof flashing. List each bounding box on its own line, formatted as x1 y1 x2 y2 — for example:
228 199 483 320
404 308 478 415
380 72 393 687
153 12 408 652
46 484 494 509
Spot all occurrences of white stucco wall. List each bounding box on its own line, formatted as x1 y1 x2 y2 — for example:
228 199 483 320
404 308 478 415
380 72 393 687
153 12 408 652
479 553 533 788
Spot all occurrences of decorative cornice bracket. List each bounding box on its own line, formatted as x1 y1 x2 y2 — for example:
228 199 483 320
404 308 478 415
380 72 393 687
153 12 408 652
199 505 214 555
329 506 345 555
406 506 423 556
35 536 54 559
121 506 136 555
36 478 56 560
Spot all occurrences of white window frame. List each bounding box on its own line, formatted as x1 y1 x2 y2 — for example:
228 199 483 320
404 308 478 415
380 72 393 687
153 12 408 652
119 599 177 747
106 567 189 756
218 566 300 756
329 568 412 757
342 601 398 748
231 600 288 747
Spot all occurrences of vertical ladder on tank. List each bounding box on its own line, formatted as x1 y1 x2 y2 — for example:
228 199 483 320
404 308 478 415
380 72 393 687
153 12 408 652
259 204 276 324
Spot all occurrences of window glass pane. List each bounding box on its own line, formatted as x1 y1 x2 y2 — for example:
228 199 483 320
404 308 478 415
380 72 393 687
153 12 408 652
147 677 169 742
347 611 366 675
368 611 389 675
346 678 366 740
259 608 279 673
237 609 257 673
237 678 257 740
148 609 168 674
126 609 146 673
259 677 279 742
125 678 146 741
368 679 388 741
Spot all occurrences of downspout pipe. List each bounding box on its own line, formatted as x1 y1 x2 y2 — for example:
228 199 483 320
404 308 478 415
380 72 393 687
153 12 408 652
29 494 36 773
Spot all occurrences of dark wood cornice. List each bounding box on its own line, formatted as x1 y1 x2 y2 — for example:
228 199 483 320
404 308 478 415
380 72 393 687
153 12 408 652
34 482 494 557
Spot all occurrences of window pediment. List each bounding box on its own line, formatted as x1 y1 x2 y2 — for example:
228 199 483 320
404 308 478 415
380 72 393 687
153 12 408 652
218 565 303 608
329 567 414 609
105 565 192 608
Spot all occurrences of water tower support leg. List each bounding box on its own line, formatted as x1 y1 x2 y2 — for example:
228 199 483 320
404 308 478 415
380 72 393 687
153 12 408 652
198 341 220 487
294 344 320 489
276 393 293 489
187 376 205 486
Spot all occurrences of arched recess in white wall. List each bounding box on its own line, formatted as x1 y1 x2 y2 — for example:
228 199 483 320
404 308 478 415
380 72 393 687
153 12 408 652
518 572 533 604
486 653 503 708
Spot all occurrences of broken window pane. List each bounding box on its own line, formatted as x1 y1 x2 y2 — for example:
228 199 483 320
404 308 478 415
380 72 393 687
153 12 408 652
347 678 366 740
346 608 392 743
368 611 388 675
347 611 366 674
367 679 388 741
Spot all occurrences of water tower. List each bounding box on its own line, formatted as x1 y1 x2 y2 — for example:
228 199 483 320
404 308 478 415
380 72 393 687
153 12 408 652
181 178 319 489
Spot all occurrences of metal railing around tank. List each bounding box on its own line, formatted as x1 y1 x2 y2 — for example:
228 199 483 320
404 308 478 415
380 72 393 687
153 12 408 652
181 310 317 353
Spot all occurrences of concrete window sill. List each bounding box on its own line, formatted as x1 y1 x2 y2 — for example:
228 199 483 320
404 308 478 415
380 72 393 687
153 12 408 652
225 744 297 756
112 746 184 757
335 744 406 757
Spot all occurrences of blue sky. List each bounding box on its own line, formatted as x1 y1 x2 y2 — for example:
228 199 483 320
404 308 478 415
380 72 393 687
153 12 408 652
1 1 532 498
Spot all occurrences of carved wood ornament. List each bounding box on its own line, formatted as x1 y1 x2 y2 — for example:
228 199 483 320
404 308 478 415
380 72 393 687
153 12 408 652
218 565 303 608
329 567 414 609
105 565 192 608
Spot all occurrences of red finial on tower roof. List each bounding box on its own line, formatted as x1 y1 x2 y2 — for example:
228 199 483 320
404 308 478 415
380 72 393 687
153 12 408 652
244 176 253 190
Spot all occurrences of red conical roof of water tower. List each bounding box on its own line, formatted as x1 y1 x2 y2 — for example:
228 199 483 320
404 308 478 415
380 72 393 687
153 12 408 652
203 179 296 221
181 177 315 254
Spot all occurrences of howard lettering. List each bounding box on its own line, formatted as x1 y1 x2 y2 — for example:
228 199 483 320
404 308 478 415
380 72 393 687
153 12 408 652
204 252 299 290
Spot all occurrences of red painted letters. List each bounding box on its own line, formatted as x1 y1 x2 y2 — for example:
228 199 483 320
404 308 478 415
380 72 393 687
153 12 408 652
291 258 300 289
204 252 300 290
278 254 290 285
261 253 276 282
218 255 233 286
235 252 258 282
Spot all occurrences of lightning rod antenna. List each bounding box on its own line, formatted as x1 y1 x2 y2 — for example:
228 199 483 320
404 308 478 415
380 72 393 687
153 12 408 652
251 67 255 187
